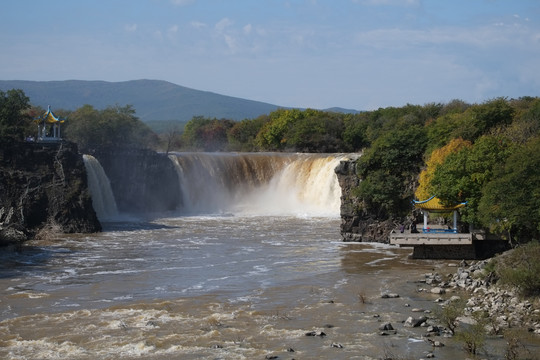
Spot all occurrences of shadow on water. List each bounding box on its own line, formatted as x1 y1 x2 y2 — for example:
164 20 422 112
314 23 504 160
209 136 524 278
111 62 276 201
0 219 179 280
100 220 180 232
0 245 68 279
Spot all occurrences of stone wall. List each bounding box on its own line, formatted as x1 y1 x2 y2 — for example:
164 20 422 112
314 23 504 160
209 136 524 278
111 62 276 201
0 140 101 247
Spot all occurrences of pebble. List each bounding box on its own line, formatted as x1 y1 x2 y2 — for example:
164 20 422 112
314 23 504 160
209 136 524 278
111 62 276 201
305 331 326 337
422 259 540 335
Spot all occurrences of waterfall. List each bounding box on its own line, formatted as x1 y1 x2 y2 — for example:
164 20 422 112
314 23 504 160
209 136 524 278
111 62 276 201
168 153 354 217
83 154 119 221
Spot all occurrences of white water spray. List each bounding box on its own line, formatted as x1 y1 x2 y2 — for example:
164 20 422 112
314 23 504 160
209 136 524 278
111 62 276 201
83 154 119 221
168 153 353 217
245 154 345 217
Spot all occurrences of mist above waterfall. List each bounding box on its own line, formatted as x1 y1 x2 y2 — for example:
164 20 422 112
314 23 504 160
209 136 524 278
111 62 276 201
169 153 351 217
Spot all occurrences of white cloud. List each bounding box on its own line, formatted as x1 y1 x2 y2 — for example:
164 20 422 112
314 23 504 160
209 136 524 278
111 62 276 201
352 23 528 51
169 25 179 34
124 24 137 32
215 17 234 32
223 34 238 52
243 24 252 35
191 21 207 29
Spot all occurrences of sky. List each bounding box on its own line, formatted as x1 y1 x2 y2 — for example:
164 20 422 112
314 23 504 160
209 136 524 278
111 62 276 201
1 0 539 111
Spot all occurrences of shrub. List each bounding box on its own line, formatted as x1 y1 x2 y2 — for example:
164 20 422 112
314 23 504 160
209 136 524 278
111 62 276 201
496 242 540 297
434 298 465 335
455 312 487 356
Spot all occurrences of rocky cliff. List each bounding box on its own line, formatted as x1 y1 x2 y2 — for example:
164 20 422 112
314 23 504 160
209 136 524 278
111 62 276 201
90 148 181 215
335 158 404 243
0 140 101 247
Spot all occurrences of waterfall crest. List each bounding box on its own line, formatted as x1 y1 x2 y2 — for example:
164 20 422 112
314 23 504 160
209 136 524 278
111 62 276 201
83 154 119 221
168 153 353 217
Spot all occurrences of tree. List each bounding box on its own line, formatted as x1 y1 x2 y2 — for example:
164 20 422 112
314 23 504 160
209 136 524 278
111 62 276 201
284 111 344 152
356 125 427 218
65 104 156 150
0 89 32 140
227 115 269 151
415 138 472 200
255 108 308 150
430 135 514 225
342 113 369 151
478 136 540 241
425 112 469 154
161 123 183 154
465 97 515 140
181 116 234 151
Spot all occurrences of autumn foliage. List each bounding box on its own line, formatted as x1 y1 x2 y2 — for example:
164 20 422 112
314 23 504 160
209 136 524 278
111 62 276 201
415 137 472 201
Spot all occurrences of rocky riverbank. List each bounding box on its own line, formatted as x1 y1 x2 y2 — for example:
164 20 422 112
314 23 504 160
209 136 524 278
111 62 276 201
405 256 540 358
373 255 539 359
427 259 540 335
0 140 101 247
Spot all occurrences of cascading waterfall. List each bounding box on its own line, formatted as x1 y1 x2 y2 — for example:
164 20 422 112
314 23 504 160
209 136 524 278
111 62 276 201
168 152 353 217
83 154 119 221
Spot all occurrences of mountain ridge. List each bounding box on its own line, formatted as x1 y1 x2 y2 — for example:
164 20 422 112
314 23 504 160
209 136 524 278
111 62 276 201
0 79 360 122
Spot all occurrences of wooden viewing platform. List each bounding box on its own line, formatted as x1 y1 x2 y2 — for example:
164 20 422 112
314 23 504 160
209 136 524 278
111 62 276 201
389 196 508 259
389 230 473 246
389 227 507 259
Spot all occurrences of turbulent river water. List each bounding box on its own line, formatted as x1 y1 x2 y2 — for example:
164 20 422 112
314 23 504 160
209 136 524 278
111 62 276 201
0 153 509 359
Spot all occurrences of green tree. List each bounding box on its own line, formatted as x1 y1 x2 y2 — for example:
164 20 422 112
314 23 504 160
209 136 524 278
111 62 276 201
499 98 540 145
478 136 540 241
284 111 344 152
0 89 32 140
465 97 515 140
342 113 369 151
425 112 469 155
255 108 307 150
356 125 427 218
429 135 514 226
181 116 234 151
65 104 156 150
227 115 269 151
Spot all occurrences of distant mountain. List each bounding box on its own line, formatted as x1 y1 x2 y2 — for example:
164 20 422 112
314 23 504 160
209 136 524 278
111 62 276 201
0 79 282 122
324 107 362 114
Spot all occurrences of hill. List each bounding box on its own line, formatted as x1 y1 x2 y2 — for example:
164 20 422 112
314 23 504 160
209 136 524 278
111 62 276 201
0 79 283 122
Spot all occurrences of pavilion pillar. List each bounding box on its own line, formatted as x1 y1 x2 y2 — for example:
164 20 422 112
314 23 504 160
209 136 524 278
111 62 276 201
453 210 458 232
423 211 428 231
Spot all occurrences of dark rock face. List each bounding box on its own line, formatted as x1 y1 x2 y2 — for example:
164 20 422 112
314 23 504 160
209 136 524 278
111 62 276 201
90 147 181 215
0 140 101 247
335 158 403 243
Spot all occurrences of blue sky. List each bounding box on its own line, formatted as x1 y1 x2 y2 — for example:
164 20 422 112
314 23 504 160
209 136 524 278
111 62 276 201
1 0 539 110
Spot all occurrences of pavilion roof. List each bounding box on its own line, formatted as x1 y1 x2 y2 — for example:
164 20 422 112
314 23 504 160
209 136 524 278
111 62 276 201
34 105 65 124
413 195 467 212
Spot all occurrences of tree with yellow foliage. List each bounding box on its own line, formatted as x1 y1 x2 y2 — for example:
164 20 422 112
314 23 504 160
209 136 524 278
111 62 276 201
415 138 472 200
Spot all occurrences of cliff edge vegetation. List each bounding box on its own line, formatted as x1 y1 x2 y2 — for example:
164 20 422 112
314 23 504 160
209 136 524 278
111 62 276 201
0 89 101 247
2 87 540 248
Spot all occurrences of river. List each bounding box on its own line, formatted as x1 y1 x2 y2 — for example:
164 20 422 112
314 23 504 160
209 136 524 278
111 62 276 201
0 153 509 359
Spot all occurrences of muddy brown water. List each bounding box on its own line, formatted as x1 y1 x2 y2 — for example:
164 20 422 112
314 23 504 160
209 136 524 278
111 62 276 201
0 216 514 359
